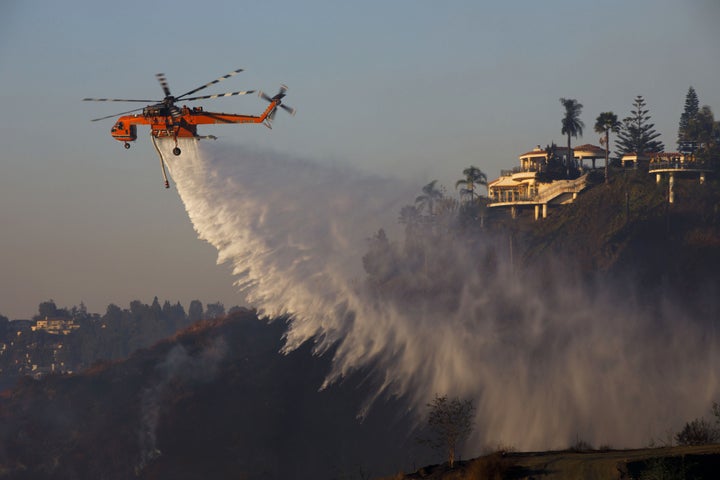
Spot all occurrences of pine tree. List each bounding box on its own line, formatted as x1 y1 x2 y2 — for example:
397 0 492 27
615 95 664 157
678 86 700 151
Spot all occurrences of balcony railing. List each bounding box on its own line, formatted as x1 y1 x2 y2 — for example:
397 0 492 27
648 161 713 172
488 174 588 205
500 166 541 177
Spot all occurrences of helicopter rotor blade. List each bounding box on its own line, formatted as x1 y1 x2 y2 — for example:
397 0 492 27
176 68 245 100
90 106 146 122
156 73 172 97
181 90 255 102
280 104 296 116
83 98 157 102
259 91 273 102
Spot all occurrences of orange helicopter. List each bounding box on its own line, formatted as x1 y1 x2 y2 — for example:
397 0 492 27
84 68 294 187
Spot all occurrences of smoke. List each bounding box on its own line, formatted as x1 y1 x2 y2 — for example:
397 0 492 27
138 336 227 472
158 137 720 452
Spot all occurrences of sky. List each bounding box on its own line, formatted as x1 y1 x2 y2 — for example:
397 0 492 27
0 0 719 320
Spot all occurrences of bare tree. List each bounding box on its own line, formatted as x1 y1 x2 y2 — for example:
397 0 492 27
419 394 475 468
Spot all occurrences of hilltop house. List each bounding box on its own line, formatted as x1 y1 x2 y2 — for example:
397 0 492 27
488 145 598 219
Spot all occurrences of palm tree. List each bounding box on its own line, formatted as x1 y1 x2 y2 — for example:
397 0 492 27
560 98 584 176
594 112 621 184
415 180 444 216
455 166 488 203
455 166 488 228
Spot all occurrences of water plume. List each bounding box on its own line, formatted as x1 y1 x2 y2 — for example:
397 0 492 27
159 137 720 452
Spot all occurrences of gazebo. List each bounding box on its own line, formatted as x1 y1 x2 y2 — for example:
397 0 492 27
573 144 605 170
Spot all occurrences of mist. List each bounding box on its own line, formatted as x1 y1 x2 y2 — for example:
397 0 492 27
160 137 719 452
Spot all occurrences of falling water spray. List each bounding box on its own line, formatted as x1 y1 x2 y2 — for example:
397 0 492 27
158 137 720 451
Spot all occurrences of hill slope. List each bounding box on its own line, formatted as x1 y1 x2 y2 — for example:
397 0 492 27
519 171 720 303
0 311 428 480
386 445 720 480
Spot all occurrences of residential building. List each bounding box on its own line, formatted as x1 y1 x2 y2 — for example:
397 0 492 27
488 145 595 219
32 317 80 335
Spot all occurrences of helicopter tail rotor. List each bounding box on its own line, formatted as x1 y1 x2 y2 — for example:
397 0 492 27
259 84 296 122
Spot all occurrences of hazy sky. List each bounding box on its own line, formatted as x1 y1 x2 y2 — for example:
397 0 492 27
1 0 718 319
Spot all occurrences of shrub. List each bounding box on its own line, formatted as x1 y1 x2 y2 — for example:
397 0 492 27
569 436 594 452
675 418 718 446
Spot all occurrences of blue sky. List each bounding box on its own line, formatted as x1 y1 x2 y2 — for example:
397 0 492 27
1 0 718 319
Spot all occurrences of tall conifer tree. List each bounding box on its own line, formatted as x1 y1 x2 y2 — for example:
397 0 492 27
678 86 700 151
616 95 664 157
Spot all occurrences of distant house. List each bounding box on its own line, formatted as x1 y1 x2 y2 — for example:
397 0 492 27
32 317 80 335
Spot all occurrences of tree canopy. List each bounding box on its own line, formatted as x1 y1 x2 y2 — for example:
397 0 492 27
678 86 700 150
615 95 664 156
455 166 488 203
691 105 720 168
418 394 475 468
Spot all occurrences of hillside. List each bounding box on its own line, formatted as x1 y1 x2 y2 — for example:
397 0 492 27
517 170 720 303
5 310 720 480
385 445 720 480
0 311 430 480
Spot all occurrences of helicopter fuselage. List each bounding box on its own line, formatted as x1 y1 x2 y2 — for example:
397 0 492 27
110 101 278 144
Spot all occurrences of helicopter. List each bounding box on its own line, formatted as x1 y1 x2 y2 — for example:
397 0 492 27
84 67 294 174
